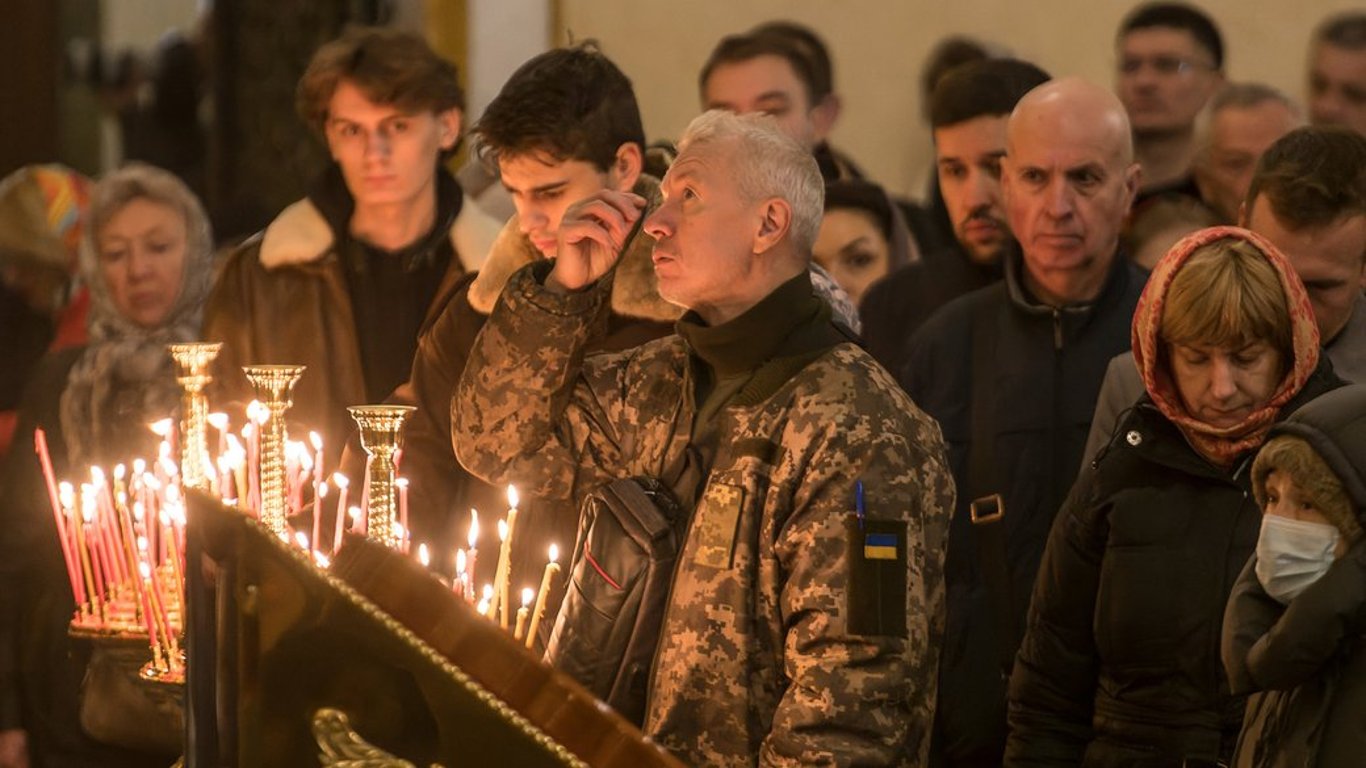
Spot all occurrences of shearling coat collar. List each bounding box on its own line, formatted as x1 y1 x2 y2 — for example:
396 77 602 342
256 194 502 273
465 174 680 323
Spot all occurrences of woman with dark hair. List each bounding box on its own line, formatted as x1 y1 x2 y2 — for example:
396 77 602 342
0 162 214 767
813 179 917 309
1007 226 1343 767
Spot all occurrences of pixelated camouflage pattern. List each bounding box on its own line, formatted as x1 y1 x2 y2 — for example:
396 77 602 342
454 263 953 766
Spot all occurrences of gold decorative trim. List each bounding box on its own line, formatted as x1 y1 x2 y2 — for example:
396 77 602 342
211 495 586 766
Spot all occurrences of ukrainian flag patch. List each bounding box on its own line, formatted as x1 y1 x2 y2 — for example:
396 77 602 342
863 532 898 560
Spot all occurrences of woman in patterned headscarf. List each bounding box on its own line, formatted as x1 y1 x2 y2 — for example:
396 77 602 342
0 163 213 767
1007 226 1344 768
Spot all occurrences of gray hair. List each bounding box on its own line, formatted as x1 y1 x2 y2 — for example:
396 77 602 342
676 110 824 254
1195 82 1305 161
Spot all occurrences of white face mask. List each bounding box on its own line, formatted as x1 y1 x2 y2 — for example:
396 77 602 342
1255 514 1341 605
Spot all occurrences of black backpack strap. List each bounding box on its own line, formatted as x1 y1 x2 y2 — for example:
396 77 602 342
967 305 1021 678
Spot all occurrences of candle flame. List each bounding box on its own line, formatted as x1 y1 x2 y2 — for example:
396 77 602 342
132 458 147 475
137 536 148 553
309 431 323 451
549 543 559 563
498 519 508 542
507 485 519 509
348 506 362 523
294 531 309 550
314 552 331 568
90 465 105 485
207 412 229 431
476 598 490 616
59 482 74 509
468 509 479 547
318 481 329 498
333 472 349 489
133 501 144 521
139 561 151 579
394 522 407 540
456 548 467 573
482 583 494 601
521 587 534 607
396 477 409 489
418 543 430 567
113 463 126 481
149 418 173 437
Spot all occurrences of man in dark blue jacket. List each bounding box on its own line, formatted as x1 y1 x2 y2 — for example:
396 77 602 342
901 78 1146 768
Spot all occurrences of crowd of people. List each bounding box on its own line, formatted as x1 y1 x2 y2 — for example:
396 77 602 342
1 3 1365 767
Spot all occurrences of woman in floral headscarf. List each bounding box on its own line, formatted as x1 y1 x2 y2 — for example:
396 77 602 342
0 163 214 767
1006 226 1344 768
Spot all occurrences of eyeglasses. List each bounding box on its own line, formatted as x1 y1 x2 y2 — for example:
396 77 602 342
1119 56 1216 77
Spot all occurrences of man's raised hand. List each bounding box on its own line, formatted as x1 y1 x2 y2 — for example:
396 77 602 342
547 190 647 292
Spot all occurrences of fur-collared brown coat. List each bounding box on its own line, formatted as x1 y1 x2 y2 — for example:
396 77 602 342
202 191 501 465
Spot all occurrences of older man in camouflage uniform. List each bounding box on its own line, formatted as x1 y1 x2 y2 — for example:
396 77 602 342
454 110 952 766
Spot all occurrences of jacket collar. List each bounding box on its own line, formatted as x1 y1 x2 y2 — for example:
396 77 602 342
466 174 679 323
257 168 501 273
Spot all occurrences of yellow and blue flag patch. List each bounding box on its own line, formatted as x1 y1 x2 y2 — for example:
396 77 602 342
863 532 898 560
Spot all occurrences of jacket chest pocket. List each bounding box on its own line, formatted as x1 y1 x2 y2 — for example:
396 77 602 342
688 465 770 572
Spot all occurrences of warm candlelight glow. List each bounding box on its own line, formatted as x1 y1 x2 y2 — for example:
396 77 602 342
507 485 519 509
113 464 126 481
207 412 229 431
309 431 323 452
418 543 430 567
549 543 559 563
333 473 349 490
483 584 494 601
149 418 173 437
521 587 534 607
468 510 479 547
456 549 467 573
498 519 508 542
294 531 309 550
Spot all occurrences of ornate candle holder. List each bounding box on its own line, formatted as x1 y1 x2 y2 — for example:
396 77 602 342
348 405 416 550
242 365 306 538
168 343 222 491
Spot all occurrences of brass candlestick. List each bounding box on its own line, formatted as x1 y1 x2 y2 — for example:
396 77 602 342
242 365 306 537
348 405 415 549
168 343 222 491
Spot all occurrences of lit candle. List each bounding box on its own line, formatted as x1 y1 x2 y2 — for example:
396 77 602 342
454 548 467 599
331 473 349 554
526 544 561 649
294 531 310 551
466 509 479 595
34 430 81 605
497 486 520 628
66 483 95 616
418 543 430 569
208 412 229 458
310 432 324 552
137 561 165 669
313 480 327 558
514 587 533 641
396 477 409 551
491 518 510 628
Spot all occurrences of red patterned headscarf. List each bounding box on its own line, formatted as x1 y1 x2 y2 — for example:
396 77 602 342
1132 226 1320 466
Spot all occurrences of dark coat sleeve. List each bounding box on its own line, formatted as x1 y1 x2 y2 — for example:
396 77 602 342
1224 541 1366 694
1005 466 1108 766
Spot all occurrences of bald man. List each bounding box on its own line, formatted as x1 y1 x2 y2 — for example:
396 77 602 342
899 78 1146 768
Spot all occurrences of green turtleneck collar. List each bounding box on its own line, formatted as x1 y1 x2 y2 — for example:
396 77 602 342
676 270 831 378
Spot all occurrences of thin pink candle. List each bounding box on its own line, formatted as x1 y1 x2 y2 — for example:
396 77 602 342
331 473 349 554
34 429 81 604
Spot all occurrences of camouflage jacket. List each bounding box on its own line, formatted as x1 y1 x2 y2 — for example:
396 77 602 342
454 262 953 766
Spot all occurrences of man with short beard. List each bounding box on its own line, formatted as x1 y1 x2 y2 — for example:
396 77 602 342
860 58 1048 378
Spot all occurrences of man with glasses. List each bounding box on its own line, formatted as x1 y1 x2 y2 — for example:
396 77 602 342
1115 2 1226 203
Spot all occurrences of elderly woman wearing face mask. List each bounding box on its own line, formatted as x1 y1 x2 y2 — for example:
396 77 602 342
1007 226 1344 768
1222 383 1366 768
0 163 213 768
